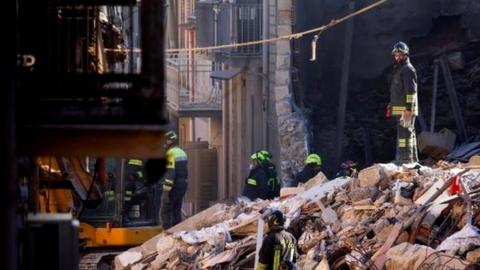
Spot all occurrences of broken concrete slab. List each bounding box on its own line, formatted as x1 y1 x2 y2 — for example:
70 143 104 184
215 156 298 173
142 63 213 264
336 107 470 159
436 224 480 255
280 186 305 198
469 155 480 166
167 203 228 234
114 251 143 270
302 171 328 190
176 222 231 245
299 178 350 201
385 242 469 270
466 248 480 263
358 165 387 188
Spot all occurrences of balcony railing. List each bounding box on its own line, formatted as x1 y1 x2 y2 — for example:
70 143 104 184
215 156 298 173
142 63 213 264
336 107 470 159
165 54 222 117
196 0 262 58
226 2 262 56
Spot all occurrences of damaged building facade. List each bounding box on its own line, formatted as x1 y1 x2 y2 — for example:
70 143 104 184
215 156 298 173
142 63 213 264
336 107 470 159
295 0 480 176
162 0 480 212
164 0 308 212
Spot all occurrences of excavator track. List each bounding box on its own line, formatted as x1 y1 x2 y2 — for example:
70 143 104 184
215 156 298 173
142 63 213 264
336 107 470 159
80 251 120 270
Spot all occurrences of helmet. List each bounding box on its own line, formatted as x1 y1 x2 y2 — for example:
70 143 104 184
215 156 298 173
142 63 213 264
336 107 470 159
250 152 262 161
165 131 178 141
392 41 409 55
259 150 272 162
267 209 285 227
341 160 357 169
305 154 322 166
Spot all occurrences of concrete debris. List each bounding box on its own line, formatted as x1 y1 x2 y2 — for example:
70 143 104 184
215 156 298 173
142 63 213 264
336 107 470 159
302 171 328 190
470 155 480 166
115 161 480 270
466 248 480 263
358 165 387 188
436 224 480 255
385 242 470 270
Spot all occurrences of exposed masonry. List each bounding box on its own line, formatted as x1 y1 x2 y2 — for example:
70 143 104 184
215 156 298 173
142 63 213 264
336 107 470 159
269 0 308 185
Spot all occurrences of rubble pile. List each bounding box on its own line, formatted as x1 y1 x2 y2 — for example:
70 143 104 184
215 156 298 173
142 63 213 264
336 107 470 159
115 156 480 270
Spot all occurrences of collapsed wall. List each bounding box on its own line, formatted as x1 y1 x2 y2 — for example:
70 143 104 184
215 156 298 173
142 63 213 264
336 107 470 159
295 0 480 176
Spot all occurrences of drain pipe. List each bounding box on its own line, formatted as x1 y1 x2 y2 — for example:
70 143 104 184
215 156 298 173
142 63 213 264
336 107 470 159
262 0 269 149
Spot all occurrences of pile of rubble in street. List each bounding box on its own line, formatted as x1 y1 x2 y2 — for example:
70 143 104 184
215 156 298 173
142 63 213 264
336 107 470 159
115 156 480 270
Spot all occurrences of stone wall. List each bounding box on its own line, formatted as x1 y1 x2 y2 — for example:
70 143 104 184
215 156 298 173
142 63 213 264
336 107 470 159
268 0 308 185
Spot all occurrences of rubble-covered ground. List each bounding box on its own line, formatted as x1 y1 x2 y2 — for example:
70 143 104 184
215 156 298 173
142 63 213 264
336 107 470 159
115 155 480 270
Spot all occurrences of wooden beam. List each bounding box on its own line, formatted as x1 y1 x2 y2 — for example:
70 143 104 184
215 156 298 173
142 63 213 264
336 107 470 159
439 55 467 141
334 0 355 170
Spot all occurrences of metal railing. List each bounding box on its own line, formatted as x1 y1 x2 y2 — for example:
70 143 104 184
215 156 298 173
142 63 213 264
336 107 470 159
227 2 262 56
165 53 222 113
16 0 165 125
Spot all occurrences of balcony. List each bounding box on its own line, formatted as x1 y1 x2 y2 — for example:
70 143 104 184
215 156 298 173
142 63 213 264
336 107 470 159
166 55 223 118
196 0 262 58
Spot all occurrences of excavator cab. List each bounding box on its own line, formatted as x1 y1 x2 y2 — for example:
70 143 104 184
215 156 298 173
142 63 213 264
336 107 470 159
78 158 162 247
56 157 163 248
29 156 163 268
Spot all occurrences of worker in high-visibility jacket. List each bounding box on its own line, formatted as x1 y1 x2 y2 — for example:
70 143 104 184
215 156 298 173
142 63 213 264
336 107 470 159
242 151 270 200
257 210 297 270
293 153 322 186
388 41 419 164
259 150 280 199
161 131 188 229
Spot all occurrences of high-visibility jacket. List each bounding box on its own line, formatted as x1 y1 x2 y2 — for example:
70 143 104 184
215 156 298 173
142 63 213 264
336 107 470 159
163 146 188 192
390 58 418 116
294 164 321 186
257 229 297 270
264 163 280 199
242 166 270 200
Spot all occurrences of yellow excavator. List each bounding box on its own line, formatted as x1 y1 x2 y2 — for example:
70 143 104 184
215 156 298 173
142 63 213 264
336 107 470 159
33 156 163 269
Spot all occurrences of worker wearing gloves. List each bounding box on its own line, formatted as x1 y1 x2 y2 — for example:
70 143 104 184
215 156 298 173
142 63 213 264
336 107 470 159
161 131 188 229
293 153 322 186
242 151 270 200
388 41 419 164
257 210 297 270
259 150 280 199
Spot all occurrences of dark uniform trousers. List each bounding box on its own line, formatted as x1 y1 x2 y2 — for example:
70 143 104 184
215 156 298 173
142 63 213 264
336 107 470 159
161 181 187 229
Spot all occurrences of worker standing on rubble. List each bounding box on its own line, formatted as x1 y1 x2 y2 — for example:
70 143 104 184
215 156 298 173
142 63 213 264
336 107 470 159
161 131 188 229
388 41 419 164
293 153 322 186
257 210 297 270
242 152 270 200
259 150 280 199
336 160 358 178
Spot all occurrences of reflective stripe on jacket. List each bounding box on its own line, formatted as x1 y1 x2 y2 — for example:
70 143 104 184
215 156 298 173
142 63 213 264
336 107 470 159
163 146 188 192
390 58 418 115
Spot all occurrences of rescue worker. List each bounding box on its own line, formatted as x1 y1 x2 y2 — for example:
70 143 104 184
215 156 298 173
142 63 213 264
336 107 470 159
125 158 145 204
336 160 358 178
126 158 145 182
161 131 188 229
257 210 297 270
388 41 419 164
259 150 280 199
242 152 270 200
125 158 151 220
293 154 322 186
